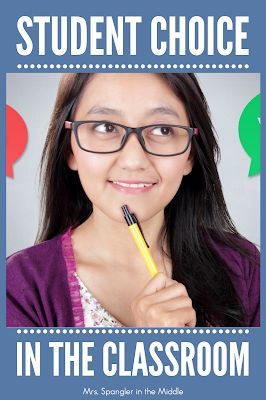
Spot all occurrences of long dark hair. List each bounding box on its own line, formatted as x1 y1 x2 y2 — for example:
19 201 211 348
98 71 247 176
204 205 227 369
37 73 257 326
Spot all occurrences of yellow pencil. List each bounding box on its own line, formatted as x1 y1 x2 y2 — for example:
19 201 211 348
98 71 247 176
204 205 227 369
121 205 159 277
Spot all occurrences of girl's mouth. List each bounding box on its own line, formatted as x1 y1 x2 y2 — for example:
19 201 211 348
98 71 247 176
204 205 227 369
108 180 157 193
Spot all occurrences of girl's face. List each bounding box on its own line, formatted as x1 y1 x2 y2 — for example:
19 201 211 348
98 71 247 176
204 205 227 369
68 73 193 223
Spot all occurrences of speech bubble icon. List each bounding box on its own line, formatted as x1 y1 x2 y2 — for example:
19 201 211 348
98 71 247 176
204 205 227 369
6 105 28 178
238 94 260 177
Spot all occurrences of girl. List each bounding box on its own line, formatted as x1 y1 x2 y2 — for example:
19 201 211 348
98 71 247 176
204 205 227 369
6 73 260 327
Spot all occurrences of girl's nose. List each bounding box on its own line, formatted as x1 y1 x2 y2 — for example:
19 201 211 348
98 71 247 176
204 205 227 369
117 132 150 170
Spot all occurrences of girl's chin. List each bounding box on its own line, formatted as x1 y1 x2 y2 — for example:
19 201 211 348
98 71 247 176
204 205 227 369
118 207 164 225
91 200 165 225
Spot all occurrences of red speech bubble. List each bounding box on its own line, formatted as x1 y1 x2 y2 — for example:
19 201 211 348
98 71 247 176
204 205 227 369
6 105 28 178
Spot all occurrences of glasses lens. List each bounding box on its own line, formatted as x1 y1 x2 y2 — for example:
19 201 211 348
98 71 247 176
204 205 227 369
142 125 190 155
77 122 125 152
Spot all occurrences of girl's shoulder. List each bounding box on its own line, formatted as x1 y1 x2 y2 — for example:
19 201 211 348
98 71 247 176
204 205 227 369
209 234 260 278
7 234 62 266
6 235 62 274
209 234 260 326
6 232 73 327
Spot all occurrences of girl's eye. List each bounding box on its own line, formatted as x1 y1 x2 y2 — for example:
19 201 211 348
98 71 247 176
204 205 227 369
151 126 172 136
95 123 116 133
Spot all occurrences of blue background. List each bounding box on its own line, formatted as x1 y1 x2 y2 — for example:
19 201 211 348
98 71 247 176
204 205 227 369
1 0 265 399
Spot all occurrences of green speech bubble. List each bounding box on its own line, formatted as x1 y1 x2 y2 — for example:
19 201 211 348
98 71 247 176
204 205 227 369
238 94 260 177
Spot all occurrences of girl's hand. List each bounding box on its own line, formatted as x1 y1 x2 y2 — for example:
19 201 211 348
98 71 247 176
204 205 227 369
131 272 196 327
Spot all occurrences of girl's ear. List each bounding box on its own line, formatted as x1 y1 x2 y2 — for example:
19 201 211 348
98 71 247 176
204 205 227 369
68 152 78 171
183 153 194 176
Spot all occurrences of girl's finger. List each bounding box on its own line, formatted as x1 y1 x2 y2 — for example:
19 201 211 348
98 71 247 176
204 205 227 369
138 272 173 296
144 282 188 305
153 296 193 313
163 307 197 327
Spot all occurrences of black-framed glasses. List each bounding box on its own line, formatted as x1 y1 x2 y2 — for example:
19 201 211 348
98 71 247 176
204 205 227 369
65 120 199 157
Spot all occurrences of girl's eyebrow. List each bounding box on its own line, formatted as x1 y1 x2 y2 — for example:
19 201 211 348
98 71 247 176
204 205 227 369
147 107 180 119
86 106 123 116
86 106 180 119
